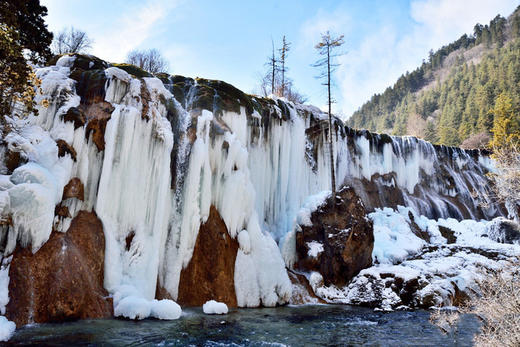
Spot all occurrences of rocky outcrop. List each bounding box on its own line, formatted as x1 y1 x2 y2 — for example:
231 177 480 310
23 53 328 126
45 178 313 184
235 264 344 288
62 177 85 201
295 186 374 287
288 270 324 305
56 139 77 161
6 211 112 327
487 218 520 244
176 206 239 307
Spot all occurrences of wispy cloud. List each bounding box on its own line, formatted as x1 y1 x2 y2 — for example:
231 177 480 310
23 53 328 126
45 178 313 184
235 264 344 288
328 0 519 118
42 0 182 63
91 0 182 62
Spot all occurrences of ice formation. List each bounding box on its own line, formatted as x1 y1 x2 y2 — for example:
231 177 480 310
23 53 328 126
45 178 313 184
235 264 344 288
310 206 520 310
0 54 512 335
202 300 228 315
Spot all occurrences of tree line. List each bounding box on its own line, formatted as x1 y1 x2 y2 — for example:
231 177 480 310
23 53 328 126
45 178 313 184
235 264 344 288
348 5 520 149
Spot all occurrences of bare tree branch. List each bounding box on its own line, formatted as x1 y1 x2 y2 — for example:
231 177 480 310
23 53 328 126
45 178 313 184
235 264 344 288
51 27 92 54
126 48 169 74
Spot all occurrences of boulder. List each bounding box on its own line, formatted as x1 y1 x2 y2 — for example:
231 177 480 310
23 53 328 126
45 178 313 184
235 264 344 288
62 177 85 201
487 218 520 244
6 211 112 326
56 139 77 161
287 270 324 305
295 186 374 287
175 206 239 307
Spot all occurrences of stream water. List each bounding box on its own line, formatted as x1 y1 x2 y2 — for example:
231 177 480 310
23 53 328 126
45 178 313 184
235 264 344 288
7 305 479 346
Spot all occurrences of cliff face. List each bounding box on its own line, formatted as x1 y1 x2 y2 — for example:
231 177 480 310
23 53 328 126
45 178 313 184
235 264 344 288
0 54 505 325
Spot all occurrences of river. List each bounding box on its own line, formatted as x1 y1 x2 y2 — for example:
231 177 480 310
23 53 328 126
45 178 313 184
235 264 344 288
7 305 479 346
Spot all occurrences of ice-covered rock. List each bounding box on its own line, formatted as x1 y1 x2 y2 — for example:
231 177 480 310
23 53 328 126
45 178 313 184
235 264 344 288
330 207 520 310
202 300 228 315
293 187 374 287
486 217 520 244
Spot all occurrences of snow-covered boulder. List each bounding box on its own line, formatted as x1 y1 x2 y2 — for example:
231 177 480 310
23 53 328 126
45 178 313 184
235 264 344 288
202 300 228 315
486 218 520 244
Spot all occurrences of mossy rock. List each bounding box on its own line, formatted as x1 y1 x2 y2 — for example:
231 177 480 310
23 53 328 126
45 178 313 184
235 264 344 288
155 73 171 84
47 54 65 66
72 54 108 70
111 63 152 78
47 53 108 70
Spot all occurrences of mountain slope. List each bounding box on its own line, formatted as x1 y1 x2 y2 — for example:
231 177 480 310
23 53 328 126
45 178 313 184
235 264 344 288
347 6 520 147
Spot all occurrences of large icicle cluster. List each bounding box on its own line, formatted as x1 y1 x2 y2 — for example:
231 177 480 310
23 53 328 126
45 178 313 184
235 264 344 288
0 54 510 334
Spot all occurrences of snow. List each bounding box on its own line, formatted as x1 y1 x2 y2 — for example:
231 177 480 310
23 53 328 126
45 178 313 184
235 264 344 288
112 285 181 320
0 317 15 342
237 230 251 254
203 300 228 315
0 259 14 341
370 207 426 264
320 206 520 310
306 241 324 258
296 191 330 227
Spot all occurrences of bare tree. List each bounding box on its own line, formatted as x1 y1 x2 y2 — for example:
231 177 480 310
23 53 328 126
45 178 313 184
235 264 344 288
278 36 291 97
284 80 308 104
489 142 520 222
126 49 169 74
264 39 279 95
312 31 345 198
52 27 92 54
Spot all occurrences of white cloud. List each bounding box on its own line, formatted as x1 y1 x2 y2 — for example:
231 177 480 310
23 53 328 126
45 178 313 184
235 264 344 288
334 0 519 117
41 0 182 63
91 0 181 62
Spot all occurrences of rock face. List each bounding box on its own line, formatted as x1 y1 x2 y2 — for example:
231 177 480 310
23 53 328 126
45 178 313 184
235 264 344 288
487 218 520 244
295 186 374 287
6 211 112 327
176 206 239 307
288 270 324 305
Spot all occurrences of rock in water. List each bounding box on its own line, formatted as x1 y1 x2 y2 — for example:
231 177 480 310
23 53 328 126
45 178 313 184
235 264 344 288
6 211 112 327
295 186 374 286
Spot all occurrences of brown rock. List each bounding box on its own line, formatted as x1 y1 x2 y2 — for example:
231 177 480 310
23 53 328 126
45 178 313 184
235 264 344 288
439 225 456 244
175 205 239 307
408 211 430 242
288 269 325 305
56 139 77 161
54 204 71 218
3 149 26 174
296 186 374 287
6 211 112 327
81 101 114 152
62 107 86 129
85 117 110 152
62 177 85 201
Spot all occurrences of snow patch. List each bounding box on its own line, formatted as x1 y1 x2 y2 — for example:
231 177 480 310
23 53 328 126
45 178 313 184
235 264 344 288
203 300 228 315
306 241 324 258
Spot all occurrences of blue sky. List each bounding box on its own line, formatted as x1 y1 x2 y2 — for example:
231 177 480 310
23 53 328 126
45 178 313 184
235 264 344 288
42 0 519 118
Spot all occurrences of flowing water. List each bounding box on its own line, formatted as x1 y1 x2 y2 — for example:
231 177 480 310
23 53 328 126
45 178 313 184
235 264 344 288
8 305 479 346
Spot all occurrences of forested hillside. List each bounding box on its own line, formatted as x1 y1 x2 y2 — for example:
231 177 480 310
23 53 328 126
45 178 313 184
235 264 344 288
347 6 520 148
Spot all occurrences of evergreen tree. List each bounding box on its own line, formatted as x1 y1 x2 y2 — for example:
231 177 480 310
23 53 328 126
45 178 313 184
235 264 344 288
0 0 53 63
490 93 520 148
